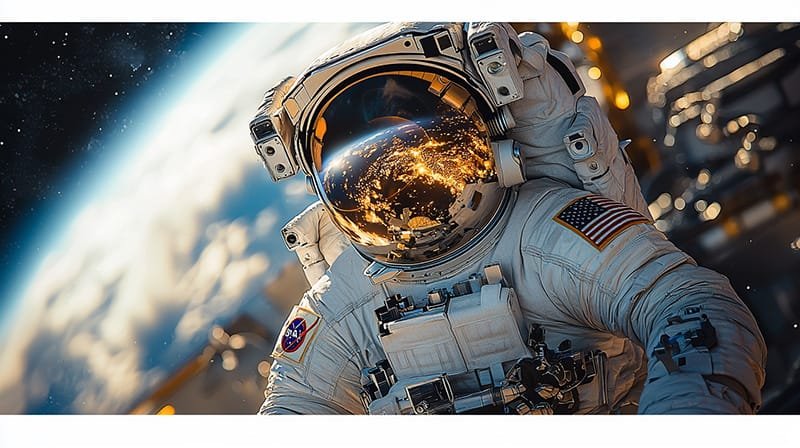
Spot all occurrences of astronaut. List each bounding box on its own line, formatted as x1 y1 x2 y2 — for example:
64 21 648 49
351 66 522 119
249 23 766 414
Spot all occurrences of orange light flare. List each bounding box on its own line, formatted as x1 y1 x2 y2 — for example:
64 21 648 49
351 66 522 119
614 90 631 110
561 22 581 37
156 404 176 415
353 135 492 229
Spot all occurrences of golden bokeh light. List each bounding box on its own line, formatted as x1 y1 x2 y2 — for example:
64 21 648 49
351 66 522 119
614 91 630 110
697 169 711 186
156 405 175 415
695 199 708 212
701 202 722 221
587 37 602 51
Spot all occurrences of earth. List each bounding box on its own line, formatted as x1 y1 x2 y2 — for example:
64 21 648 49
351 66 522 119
0 23 372 414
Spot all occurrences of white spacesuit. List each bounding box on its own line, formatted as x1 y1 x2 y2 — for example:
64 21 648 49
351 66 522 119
249 22 766 414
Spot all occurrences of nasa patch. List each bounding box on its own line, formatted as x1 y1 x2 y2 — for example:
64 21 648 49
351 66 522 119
272 305 321 364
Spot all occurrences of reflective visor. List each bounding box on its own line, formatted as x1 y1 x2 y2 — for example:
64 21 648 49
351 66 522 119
309 71 501 264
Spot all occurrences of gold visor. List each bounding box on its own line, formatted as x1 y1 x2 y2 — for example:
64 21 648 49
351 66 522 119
310 71 503 265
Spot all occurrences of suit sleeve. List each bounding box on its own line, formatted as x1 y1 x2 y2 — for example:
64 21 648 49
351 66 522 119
258 292 366 415
524 186 767 414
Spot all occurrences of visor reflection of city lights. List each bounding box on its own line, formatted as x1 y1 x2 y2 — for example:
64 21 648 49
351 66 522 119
587 66 602 80
314 72 498 260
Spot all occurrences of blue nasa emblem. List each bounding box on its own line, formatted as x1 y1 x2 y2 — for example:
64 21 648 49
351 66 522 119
281 317 307 353
272 306 322 362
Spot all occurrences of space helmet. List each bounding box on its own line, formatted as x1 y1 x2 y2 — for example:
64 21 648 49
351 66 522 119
249 23 527 270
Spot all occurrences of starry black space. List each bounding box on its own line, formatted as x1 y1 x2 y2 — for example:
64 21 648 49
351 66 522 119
0 23 232 296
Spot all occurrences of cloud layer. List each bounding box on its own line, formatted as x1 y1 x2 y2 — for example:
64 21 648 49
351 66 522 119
0 23 369 413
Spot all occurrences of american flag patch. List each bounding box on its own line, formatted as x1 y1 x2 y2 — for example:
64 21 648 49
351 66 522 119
553 194 649 250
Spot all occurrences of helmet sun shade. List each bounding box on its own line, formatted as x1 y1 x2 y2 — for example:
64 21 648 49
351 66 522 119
309 71 505 266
